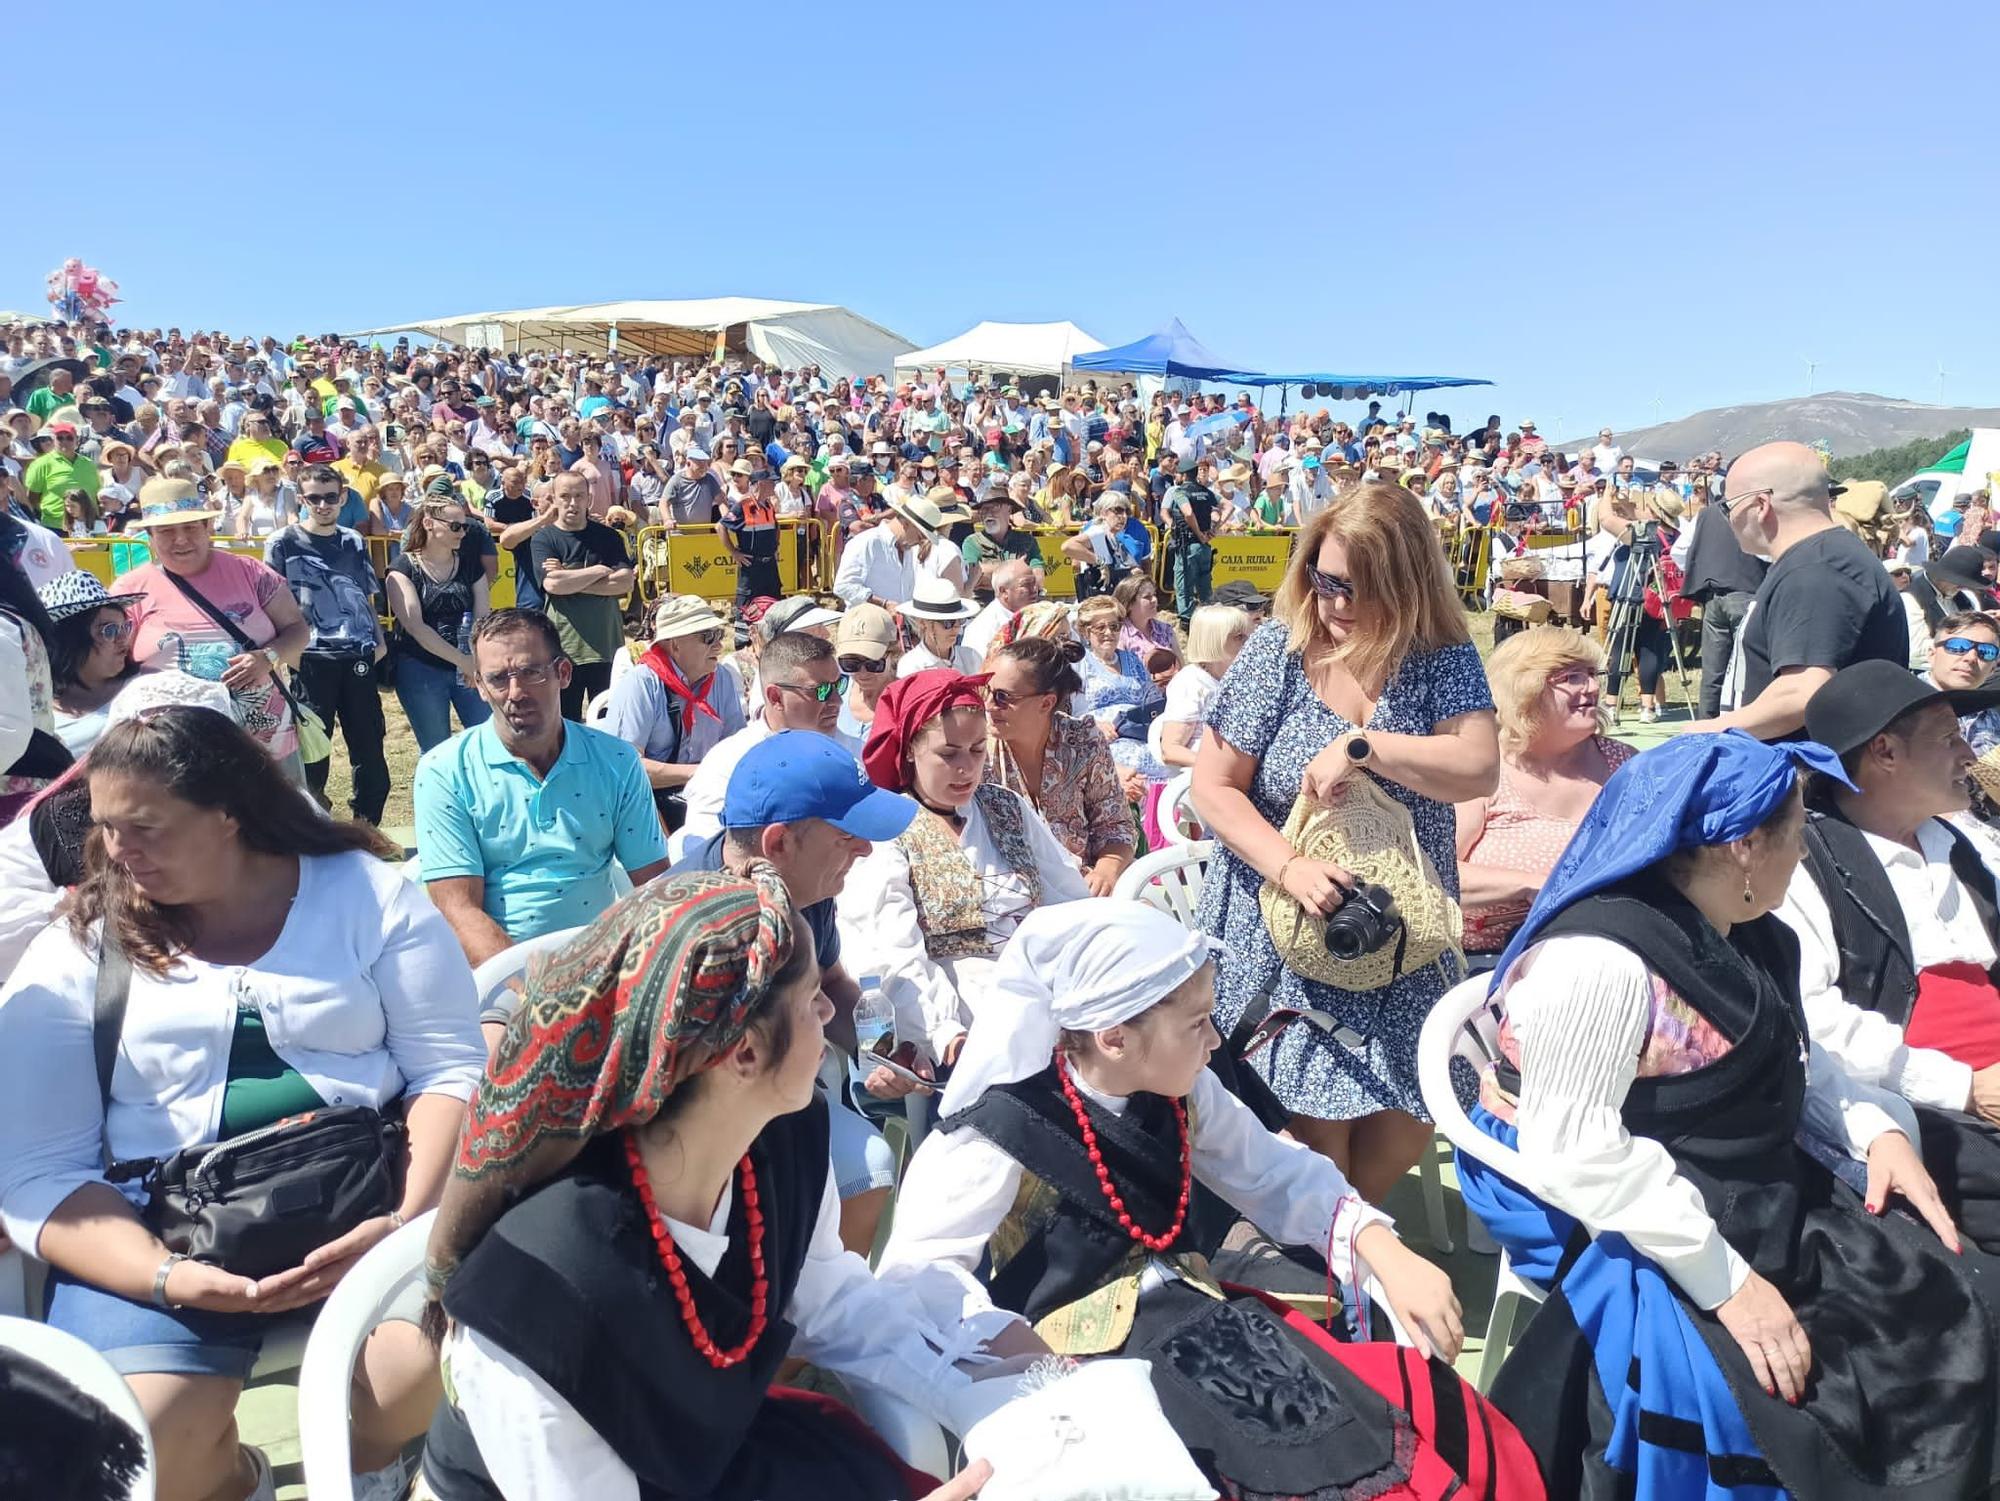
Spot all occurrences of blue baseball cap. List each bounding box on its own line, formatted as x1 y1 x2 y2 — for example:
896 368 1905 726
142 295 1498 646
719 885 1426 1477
723 732 918 841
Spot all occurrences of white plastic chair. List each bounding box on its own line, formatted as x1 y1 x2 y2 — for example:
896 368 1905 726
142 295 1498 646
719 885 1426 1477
1157 771 1205 845
1112 840 1212 922
1 1314 157 1500
471 925 589 1019
1417 974 1547 1390
296 1213 951 1498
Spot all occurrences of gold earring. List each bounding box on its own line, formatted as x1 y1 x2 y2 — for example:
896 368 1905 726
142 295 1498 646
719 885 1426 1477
1742 874 1755 905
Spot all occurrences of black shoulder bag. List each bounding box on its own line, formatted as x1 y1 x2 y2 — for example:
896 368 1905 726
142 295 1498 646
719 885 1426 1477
93 935 404 1281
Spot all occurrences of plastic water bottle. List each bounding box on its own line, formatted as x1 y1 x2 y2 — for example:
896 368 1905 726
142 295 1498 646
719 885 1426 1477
853 979 895 1058
456 611 473 657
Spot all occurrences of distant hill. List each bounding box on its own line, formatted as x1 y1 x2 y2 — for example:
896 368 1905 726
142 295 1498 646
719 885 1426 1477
1829 429 1970 485
1560 392 2000 461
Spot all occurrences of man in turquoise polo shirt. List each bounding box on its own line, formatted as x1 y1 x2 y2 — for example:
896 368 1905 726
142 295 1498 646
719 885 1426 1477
415 608 670 1015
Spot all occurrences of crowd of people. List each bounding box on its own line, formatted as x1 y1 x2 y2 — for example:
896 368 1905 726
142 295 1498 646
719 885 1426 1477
3 313 2000 1501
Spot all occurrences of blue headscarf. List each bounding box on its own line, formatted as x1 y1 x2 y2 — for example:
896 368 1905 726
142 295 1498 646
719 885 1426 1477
1487 730 1853 991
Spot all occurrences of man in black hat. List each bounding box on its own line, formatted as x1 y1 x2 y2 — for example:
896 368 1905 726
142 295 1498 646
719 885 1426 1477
1211 578 1270 630
1776 659 2000 1136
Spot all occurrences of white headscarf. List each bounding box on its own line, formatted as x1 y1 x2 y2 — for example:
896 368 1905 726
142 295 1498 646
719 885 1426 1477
940 899 1226 1118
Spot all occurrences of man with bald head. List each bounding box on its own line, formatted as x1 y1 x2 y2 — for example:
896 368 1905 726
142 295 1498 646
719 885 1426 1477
1699 440 1908 739
965 555 1046 660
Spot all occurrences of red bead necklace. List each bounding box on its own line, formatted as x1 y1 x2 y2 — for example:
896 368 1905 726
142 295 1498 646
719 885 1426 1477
1055 1055 1192 1253
624 1130 769 1370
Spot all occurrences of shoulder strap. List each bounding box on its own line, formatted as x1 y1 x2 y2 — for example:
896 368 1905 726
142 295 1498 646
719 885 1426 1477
92 934 132 1123
161 565 256 653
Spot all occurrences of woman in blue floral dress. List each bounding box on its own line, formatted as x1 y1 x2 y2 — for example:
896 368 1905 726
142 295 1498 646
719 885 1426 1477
1192 486 1498 1199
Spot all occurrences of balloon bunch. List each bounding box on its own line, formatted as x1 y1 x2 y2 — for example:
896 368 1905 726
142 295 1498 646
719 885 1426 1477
44 257 121 322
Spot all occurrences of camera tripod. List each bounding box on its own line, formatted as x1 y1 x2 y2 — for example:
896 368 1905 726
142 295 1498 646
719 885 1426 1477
1600 525 1698 717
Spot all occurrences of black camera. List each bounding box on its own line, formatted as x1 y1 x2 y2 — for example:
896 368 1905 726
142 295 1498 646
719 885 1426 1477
1324 882 1402 961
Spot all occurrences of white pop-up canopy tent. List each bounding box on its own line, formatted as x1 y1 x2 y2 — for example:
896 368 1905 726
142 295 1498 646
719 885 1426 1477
350 297 916 380
893 320 1106 379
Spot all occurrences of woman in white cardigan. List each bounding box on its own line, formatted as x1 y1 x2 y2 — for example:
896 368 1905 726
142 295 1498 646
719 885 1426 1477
0 705 485 1501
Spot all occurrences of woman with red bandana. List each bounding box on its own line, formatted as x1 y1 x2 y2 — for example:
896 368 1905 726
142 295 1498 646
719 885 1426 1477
838 669 1089 1069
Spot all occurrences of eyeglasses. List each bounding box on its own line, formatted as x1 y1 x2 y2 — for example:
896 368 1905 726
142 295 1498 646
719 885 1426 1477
694 628 724 648
1941 637 2000 663
988 686 1052 710
480 663 556 692
93 618 132 644
774 675 849 703
302 491 342 507
837 653 889 674
1718 487 1771 516
1306 565 1357 602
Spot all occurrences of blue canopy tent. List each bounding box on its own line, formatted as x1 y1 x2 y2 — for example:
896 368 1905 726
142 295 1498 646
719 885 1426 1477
1069 319 1248 382
1215 371 1492 397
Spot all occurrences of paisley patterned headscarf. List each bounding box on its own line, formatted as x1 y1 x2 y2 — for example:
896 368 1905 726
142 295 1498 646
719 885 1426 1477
425 869 798 1305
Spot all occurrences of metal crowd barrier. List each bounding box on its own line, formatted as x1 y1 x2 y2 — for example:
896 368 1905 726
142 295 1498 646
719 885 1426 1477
634 517 826 605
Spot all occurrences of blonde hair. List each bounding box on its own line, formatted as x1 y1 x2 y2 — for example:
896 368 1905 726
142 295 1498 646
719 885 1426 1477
1185 604 1249 668
1273 481 1471 686
1486 625 1607 755
1074 595 1125 632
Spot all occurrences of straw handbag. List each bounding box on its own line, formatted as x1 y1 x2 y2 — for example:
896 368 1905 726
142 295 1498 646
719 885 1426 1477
1258 776 1463 992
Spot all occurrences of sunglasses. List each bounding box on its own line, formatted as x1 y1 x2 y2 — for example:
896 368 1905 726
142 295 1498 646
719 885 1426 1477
1306 565 1358 602
93 618 133 644
988 686 1052 710
774 675 849 703
302 491 343 506
1941 636 2000 663
1718 486 1771 516
836 652 889 674
441 521 467 533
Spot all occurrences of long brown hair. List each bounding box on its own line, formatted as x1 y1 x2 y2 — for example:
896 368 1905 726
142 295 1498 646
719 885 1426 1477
1273 481 1470 687
402 496 463 556
68 707 395 974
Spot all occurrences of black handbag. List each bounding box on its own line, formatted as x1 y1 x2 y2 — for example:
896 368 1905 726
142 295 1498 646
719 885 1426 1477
93 936 405 1281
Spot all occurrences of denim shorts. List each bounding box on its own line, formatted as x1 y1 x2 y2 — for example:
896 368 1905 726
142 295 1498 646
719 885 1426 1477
43 1266 427 1380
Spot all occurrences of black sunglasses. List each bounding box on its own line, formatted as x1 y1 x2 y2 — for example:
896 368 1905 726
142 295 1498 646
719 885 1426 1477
1306 565 1357 602
302 491 343 506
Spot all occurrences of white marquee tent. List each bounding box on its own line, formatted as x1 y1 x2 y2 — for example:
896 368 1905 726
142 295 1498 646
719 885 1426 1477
892 320 1106 379
349 297 916 379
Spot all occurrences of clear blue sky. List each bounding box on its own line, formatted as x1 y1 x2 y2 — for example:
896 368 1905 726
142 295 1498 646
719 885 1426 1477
13 3 1998 437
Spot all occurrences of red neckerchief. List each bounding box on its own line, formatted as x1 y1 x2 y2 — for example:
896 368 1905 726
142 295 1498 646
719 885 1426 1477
639 643 720 734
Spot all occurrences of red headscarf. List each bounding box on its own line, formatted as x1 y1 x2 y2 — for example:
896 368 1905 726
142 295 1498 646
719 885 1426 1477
862 667 991 792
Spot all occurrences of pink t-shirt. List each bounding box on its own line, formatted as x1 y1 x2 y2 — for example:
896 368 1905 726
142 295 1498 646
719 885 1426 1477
121 552 298 759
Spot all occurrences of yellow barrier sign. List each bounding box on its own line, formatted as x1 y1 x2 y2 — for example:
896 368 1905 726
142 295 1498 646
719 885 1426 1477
1211 533 1293 593
636 522 815 604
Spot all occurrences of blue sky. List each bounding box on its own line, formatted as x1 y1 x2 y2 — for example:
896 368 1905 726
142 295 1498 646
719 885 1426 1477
11 3 1997 437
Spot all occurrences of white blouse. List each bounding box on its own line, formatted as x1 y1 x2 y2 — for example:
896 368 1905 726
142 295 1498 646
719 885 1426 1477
878 1067 1391 1338
445 1163 983 1501
1775 819 1985 1114
836 791 1090 1062
1500 935 1918 1312
0 851 485 1253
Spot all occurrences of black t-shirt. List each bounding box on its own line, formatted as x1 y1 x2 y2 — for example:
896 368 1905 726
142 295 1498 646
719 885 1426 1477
1739 526 1908 706
669 833 840 969
529 520 630 665
488 494 539 609
390 551 483 672
746 408 778 448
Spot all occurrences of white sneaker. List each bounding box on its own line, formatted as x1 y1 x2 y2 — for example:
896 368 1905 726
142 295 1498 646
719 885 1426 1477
352 1451 420 1501
243 1445 278 1501
1640 705 1661 723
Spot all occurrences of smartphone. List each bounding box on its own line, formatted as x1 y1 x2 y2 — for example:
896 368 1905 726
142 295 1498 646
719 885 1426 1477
860 1037 934 1090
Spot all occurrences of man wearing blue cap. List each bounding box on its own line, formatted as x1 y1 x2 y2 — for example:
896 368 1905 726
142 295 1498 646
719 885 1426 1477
668 729 926 1251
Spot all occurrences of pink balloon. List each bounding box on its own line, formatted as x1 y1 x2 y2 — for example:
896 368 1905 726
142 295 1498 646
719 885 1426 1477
62 257 81 274
74 270 97 296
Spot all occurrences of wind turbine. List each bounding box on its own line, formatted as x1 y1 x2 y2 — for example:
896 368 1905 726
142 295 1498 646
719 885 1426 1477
1802 355 1818 395
1938 361 1950 406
